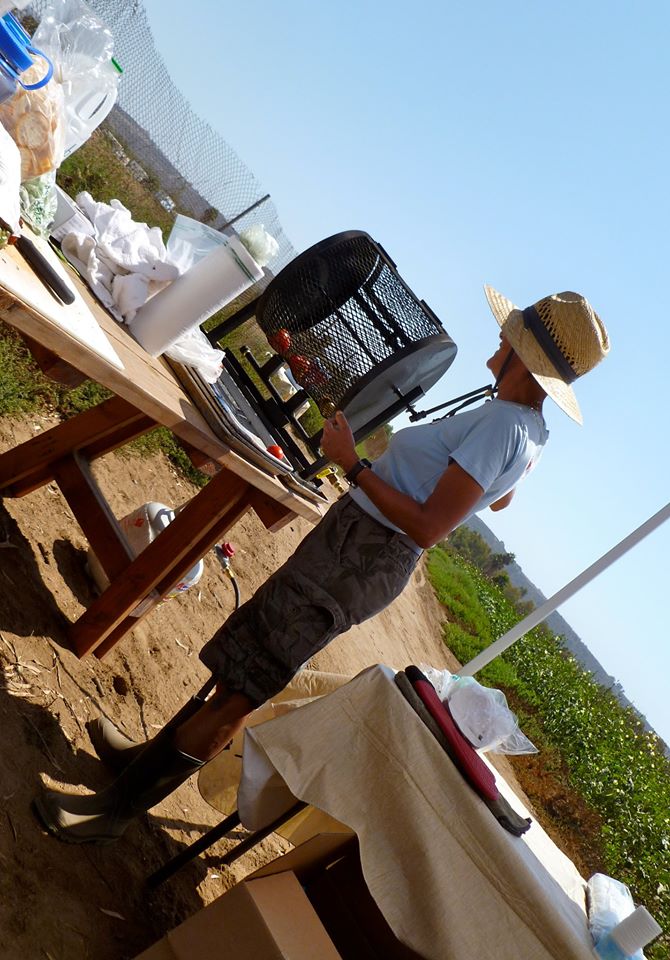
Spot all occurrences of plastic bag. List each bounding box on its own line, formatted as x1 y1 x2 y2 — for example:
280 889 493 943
31 0 119 159
167 215 279 272
238 224 279 267
19 170 58 235
167 214 230 273
0 59 65 180
586 874 645 959
164 326 225 384
419 665 538 755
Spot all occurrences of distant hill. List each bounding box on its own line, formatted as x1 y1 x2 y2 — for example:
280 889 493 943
465 515 662 743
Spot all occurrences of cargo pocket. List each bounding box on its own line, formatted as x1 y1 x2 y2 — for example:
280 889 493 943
379 535 420 580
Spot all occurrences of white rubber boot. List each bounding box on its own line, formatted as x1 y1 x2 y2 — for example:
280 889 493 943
33 733 203 844
87 717 146 772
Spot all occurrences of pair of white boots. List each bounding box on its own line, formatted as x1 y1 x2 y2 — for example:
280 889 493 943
34 717 203 844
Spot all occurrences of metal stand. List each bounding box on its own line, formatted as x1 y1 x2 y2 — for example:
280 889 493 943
220 349 321 474
146 800 308 888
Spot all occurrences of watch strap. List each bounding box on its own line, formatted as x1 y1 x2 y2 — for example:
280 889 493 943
345 458 371 486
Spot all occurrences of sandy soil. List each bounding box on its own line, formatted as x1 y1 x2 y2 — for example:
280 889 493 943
0 415 528 960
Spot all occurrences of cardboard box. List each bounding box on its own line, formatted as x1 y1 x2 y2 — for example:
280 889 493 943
136 834 418 960
136 869 342 960
249 832 357 884
304 846 424 959
252 834 423 959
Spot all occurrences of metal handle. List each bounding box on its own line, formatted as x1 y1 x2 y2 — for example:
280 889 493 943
15 235 75 304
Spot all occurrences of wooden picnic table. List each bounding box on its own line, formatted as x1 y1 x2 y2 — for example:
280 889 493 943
0 234 323 660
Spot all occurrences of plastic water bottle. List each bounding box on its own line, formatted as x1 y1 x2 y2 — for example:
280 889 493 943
593 906 662 959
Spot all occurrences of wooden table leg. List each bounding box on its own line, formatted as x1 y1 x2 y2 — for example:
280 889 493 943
247 489 296 533
54 452 134 581
68 469 253 658
91 488 298 659
17 331 88 388
0 395 155 497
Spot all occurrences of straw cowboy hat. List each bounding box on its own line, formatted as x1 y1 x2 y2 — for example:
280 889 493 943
484 286 610 424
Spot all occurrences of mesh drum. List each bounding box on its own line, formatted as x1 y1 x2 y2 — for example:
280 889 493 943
256 231 457 430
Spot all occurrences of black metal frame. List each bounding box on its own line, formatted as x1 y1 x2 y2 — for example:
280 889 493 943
147 800 308 888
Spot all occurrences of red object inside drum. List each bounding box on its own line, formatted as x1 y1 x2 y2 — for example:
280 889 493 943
267 328 292 354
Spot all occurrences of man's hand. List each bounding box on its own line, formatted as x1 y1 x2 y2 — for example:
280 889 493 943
321 411 358 472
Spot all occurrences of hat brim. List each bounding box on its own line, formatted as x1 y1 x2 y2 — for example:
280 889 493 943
484 284 583 424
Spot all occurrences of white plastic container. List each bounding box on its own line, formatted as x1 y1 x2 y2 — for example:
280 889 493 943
129 235 263 357
49 185 94 242
62 57 122 159
87 501 204 617
587 874 662 959
593 906 661 958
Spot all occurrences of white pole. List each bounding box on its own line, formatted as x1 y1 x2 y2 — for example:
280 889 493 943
458 501 670 677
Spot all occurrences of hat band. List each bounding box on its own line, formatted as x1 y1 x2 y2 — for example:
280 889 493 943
521 306 578 384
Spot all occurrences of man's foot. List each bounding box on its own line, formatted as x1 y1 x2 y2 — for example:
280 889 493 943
33 738 203 845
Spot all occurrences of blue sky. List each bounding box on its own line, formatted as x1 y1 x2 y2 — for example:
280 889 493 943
142 0 670 742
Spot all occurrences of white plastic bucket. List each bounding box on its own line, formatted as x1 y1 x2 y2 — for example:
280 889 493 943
87 501 204 617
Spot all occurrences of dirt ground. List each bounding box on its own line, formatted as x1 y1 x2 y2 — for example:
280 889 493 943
0 414 543 960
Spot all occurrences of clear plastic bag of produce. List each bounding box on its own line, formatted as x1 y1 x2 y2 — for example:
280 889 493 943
19 170 58 235
238 224 279 266
419 665 538 754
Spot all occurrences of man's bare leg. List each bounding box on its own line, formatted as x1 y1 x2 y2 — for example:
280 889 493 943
174 686 255 761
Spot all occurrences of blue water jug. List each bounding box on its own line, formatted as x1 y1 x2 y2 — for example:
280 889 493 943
0 13 52 105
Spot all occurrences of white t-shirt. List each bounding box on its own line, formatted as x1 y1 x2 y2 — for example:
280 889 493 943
350 399 548 551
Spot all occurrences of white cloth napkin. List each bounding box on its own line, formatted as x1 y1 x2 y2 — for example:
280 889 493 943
61 192 179 322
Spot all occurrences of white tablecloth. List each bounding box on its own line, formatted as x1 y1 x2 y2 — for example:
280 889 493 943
238 665 595 960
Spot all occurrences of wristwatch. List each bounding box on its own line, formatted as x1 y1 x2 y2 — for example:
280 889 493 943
344 458 371 486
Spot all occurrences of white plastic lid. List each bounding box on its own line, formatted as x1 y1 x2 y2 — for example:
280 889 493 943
610 906 662 954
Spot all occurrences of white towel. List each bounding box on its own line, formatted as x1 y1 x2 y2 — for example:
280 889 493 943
60 192 179 322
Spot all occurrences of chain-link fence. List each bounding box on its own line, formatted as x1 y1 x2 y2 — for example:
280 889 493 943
28 0 297 309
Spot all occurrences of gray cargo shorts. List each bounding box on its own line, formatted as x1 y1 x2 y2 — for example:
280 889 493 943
199 496 420 705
